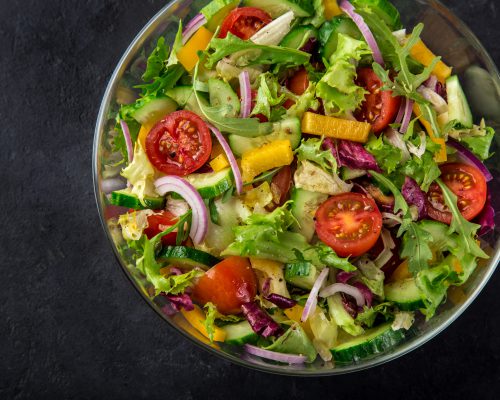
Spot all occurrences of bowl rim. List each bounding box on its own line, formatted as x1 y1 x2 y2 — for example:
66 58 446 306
93 0 500 376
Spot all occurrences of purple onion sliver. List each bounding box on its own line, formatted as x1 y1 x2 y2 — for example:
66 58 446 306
424 75 438 90
447 138 493 182
336 271 356 284
182 13 207 45
394 98 406 125
239 71 252 118
352 282 373 308
244 344 307 364
119 119 134 164
400 98 414 133
261 277 271 297
265 293 297 309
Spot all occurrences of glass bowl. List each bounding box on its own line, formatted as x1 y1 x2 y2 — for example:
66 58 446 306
93 0 500 375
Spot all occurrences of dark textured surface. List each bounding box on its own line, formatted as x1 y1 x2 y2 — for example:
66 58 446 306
1 0 499 398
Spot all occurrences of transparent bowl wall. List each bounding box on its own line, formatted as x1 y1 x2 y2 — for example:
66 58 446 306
94 0 500 375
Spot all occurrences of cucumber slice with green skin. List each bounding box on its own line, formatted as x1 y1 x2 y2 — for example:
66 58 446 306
157 246 220 270
446 75 473 129
331 323 406 363
229 118 302 157
201 0 240 32
243 0 314 18
222 321 259 345
165 86 193 107
419 220 458 251
340 167 367 181
280 25 318 50
131 97 178 125
171 168 234 200
385 279 425 311
285 262 319 290
208 78 240 118
319 16 362 61
290 188 327 242
110 189 165 210
351 0 402 30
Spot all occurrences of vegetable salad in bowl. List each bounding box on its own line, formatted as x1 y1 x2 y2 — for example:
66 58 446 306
97 0 498 368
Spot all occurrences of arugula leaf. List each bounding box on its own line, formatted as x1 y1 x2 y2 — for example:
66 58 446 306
400 223 434 274
203 302 217 342
142 36 169 82
295 138 337 174
436 179 489 259
316 34 371 115
365 134 403 174
205 33 310 69
400 151 441 192
251 73 286 120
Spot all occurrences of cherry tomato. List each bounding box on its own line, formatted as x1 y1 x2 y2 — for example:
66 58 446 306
315 193 383 257
270 166 292 206
283 68 310 109
192 256 257 315
146 110 212 176
219 7 272 40
143 211 178 246
427 162 487 224
354 67 401 134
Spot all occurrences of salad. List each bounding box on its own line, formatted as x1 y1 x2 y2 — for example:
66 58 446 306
103 0 496 365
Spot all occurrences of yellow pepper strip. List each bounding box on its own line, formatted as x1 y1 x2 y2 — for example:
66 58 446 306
409 40 452 84
241 140 294 182
210 153 230 172
447 286 467 306
177 27 213 72
323 0 343 20
284 304 314 338
413 104 447 162
180 305 226 342
388 260 411 282
172 314 220 349
137 121 156 149
301 112 371 143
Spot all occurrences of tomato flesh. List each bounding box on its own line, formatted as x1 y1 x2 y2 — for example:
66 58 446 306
354 67 401 134
427 162 487 224
270 166 292 206
146 110 212 176
315 193 383 257
143 211 178 246
192 256 257 315
219 7 272 40
284 68 310 109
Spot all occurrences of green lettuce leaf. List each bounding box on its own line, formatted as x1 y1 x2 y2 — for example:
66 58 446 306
251 73 286 120
316 34 371 115
365 134 403 174
458 126 495 161
415 263 452 319
285 82 320 119
265 324 317 363
295 138 337 174
203 302 218 342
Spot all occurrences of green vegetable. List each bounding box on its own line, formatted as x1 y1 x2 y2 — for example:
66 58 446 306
285 82 320 119
316 34 372 115
415 262 452 319
110 189 165 210
355 302 392 328
295 138 337 174
265 324 317 363
365 134 402 174
251 73 286 120
351 0 402 30
328 294 364 336
450 124 495 161
203 302 218 342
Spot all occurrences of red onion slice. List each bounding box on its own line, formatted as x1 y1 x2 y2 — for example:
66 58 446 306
207 123 243 194
101 177 126 194
447 138 493 182
394 98 406 125
340 0 384 66
182 13 207 45
244 344 307 364
301 268 329 322
239 71 252 118
119 120 134 164
154 176 208 244
400 98 414 133
425 75 438 90
319 283 365 307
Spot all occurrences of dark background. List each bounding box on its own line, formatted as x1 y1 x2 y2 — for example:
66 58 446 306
1 0 499 398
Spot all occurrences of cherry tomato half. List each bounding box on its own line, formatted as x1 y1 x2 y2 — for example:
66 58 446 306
283 68 310 109
427 162 487 225
354 67 401 134
146 110 212 176
143 211 179 246
270 165 292 206
315 193 383 257
219 7 272 40
192 256 257 315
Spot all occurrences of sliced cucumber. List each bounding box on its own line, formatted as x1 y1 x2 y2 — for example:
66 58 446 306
229 117 302 157
131 96 178 125
165 86 194 107
290 188 327 242
222 321 259 345
319 16 362 61
340 167 367 181
110 189 165 210
352 0 402 30
171 168 233 200
446 75 473 129
285 262 319 290
280 25 318 50
201 0 240 32
243 0 314 18
385 278 425 311
208 78 240 117
331 322 406 363
419 220 457 251
157 246 220 270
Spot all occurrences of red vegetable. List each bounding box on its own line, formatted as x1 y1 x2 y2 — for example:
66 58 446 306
241 302 283 338
219 7 272 40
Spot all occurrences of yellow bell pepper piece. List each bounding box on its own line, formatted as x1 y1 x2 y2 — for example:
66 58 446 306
413 104 447 162
284 304 314 338
241 140 293 182
409 40 452 84
137 122 156 149
210 153 230 172
324 0 343 20
180 305 226 342
177 27 213 72
301 112 371 143
387 260 412 283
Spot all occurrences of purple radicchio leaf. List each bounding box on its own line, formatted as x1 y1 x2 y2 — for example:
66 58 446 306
352 282 373 309
241 302 283 338
336 271 356 284
264 293 297 309
163 293 194 312
478 192 495 236
337 140 382 172
402 177 427 220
